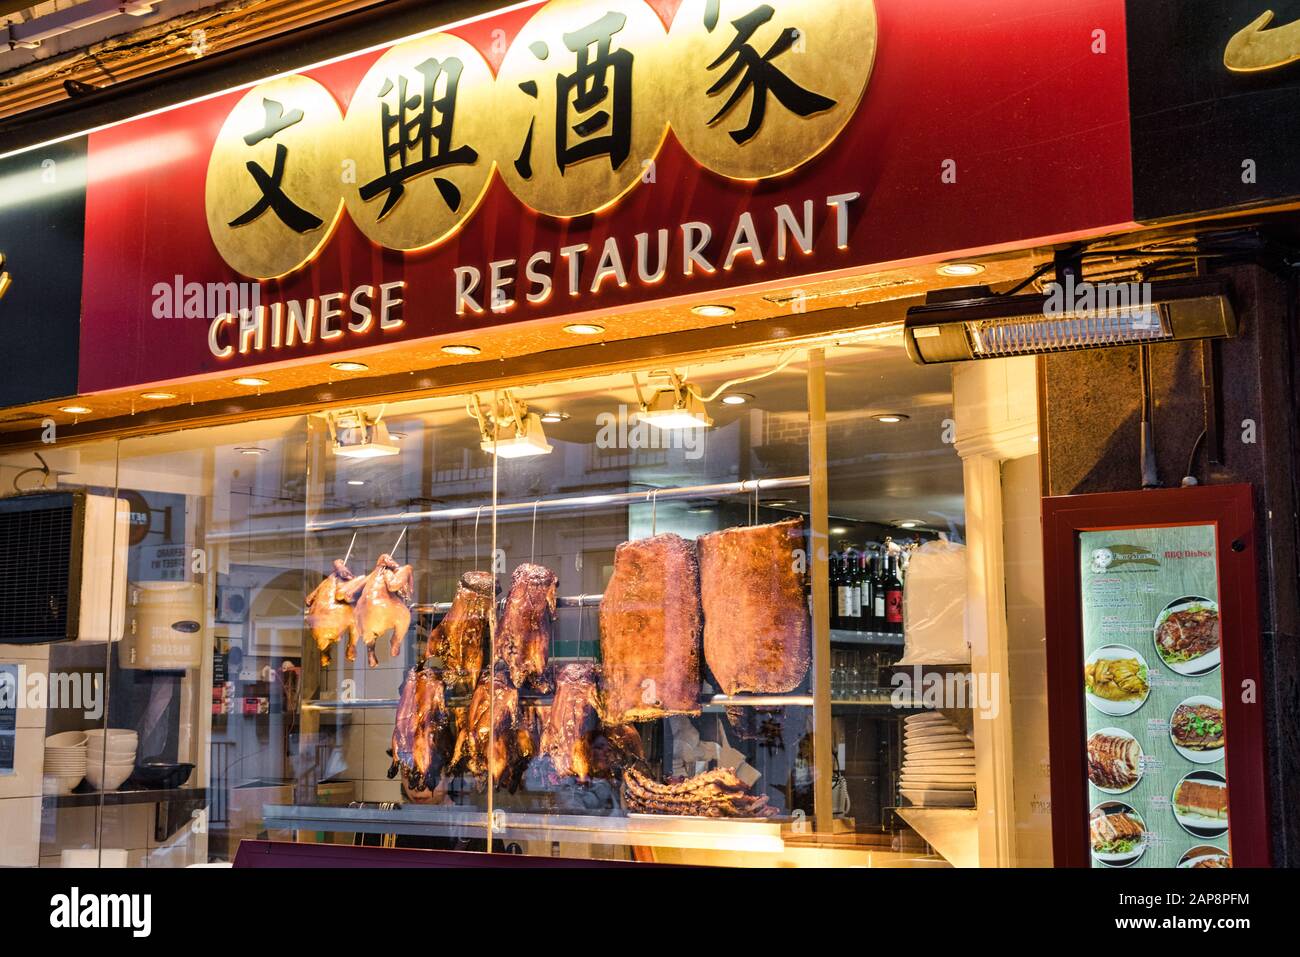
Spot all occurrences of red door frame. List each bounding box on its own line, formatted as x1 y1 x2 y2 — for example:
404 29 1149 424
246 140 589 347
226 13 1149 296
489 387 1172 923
1041 484 1270 867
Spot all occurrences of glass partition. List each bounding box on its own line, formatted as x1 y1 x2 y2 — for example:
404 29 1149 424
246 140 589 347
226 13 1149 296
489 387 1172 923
0 331 1053 867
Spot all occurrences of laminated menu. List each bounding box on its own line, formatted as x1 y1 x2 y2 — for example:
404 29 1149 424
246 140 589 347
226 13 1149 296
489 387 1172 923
1078 525 1230 869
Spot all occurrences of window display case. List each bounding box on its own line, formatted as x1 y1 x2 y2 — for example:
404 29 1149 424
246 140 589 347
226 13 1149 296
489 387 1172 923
0 331 1052 867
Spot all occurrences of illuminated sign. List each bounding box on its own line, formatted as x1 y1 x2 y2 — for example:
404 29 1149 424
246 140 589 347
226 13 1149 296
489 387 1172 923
205 0 876 280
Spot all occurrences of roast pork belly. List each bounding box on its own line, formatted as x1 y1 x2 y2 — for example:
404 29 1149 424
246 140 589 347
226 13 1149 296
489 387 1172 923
496 563 556 693
697 518 810 695
427 570 494 694
599 533 702 722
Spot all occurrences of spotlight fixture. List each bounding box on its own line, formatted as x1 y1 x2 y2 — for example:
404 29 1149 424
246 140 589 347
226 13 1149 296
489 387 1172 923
327 408 400 459
330 361 369 372
235 446 269 456
904 276 1236 364
632 371 714 430
140 391 177 400
937 262 985 278
58 405 91 414
442 344 482 356
469 391 553 458
720 392 753 406
691 304 735 318
233 376 270 387
872 412 910 424
563 323 605 335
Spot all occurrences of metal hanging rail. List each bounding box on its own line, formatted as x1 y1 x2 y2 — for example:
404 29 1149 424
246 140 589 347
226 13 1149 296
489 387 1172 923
303 475 811 533
414 593 604 614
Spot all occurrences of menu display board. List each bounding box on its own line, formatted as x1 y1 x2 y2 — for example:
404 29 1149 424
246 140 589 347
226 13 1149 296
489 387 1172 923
1078 525 1229 868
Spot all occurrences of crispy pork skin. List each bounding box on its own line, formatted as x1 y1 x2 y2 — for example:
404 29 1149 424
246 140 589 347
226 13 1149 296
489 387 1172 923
599 533 702 722
497 564 556 693
427 570 494 694
698 518 810 694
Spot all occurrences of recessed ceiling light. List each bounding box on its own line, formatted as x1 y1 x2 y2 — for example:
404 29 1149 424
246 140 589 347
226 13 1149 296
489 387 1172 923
895 520 921 529
58 405 91 414
831 526 848 535
563 323 605 335
763 499 795 508
872 412 910 424
720 392 753 406
330 361 369 372
691 304 735 318
442 344 482 356
235 446 268 456
347 479 366 486
937 262 985 277
687 505 715 514
388 431 406 441
539 411 569 424
139 391 176 400
233 376 269 387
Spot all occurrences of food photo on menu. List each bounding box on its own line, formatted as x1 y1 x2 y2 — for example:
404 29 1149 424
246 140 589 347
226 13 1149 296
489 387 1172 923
1077 526 1231 868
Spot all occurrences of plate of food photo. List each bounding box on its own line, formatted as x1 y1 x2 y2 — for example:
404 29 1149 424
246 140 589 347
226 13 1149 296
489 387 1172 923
1172 769 1228 837
1087 727 1144 794
1177 844 1231 868
1169 695 1225 763
1089 801 1148 867
1084 644 1150 716
1153 596 1220 676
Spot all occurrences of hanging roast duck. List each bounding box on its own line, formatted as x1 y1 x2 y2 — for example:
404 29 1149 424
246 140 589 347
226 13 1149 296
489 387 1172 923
304 559 356 667
339 553 415 667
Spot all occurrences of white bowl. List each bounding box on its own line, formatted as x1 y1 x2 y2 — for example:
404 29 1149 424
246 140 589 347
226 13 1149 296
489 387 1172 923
86 763 134 791
85 729 138 744
44 732 88 749
86 745 136 759
44 757 88 769
42 774 84 795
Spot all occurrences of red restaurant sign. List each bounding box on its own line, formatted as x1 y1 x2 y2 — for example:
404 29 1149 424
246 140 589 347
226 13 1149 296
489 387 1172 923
76 0 1135 394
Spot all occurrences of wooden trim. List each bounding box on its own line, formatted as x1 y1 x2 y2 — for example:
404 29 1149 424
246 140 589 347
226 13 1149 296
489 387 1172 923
806 348 834 832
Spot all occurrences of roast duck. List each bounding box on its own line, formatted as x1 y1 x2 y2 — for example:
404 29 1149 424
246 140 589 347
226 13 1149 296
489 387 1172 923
599 533 702 723
496 563 556 693
304 559 356 667
536 662 645 784
388 666 455 791
698 518 810 694
426 570 494 694
450 663 537 791
338 553 415 667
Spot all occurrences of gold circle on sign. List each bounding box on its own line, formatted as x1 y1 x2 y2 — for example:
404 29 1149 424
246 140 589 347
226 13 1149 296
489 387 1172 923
495 0 671 218
205 75 345 280
342 32 497 251
666 0 876 180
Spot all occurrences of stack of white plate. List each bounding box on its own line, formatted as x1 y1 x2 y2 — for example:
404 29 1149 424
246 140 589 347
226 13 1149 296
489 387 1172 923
43 731 88 795
899 713 975 808
85 729 139 792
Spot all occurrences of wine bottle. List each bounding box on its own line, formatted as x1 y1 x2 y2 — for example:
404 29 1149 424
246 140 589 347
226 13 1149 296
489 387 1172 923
872 553 886 630
884 554 904 634
860 549 877 633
